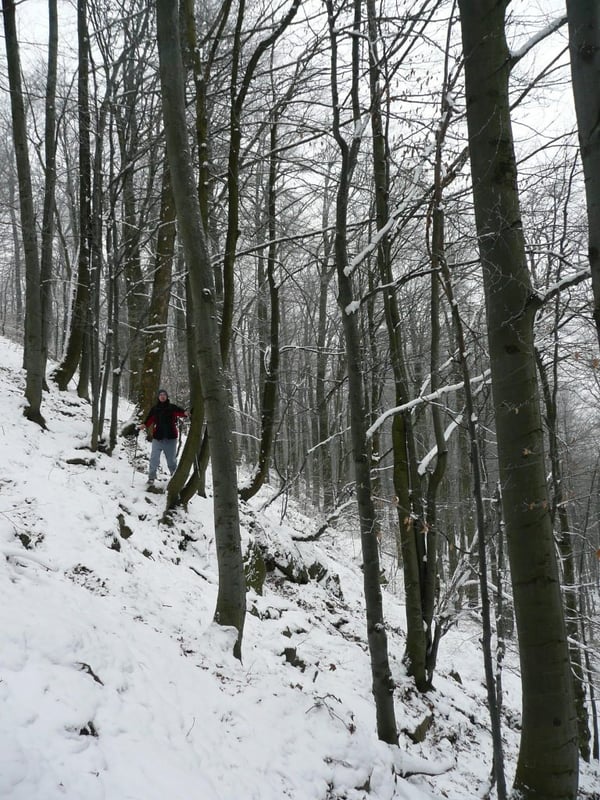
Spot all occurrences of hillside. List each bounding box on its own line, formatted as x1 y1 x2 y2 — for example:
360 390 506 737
1 335 598 799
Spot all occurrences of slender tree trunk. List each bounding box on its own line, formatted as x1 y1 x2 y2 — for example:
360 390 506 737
239 119 280 502
315 171 336 511
2 0 45 427
365 0 430 690
439 254 507 800
138 164 177 417
458 2 579 796
327 0 397 745
219 0 301 365
116 56 146 400
422 163 446 681
40 0 58 384
53 0 91 396
536 348 590 761
459 423 478 608
156 0 245 659
8 167 23 331
90 92 112 451
167 276 207 510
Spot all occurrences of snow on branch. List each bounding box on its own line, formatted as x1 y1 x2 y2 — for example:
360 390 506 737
344 163 424 277
307 426 351 455
366 370 491 440
418 416 463 476
509 14 567 66
529 266 591 310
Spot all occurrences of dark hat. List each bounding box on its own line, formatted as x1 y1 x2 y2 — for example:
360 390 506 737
158 388 168 397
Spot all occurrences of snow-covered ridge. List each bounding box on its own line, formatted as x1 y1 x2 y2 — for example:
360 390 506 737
1 336 598 799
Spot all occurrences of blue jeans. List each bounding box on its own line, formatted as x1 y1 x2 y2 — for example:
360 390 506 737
148 438 177 480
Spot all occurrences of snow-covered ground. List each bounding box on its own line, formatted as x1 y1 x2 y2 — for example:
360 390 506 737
1 335 598 799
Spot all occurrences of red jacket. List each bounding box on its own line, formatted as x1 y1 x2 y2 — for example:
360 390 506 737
143 400 186 440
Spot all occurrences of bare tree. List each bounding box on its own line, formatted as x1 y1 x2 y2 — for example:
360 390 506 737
40 0 58 385
240 116 280 502
327 0 398 745
52 0 91 398
458 1 579 796
2 0 45 427
156 0 246 659
567 0 600 350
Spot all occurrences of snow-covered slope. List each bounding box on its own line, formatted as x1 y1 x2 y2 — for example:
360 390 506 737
1 336 598 799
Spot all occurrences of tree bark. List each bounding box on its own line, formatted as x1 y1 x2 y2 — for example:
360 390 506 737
40 0 58 386
219 0 301 364
138 164 177 417
458 2 579 796
327 0 398 745
156 0 245 659
239 119 280 502
52 0 91 397
439 246 507 800
536 347 590 761
365 0 430 690
567 0 600 348
2 0 46 427
115 30 147 400
8 162 23 332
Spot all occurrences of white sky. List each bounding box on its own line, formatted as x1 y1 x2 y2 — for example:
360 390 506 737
1 335 599 799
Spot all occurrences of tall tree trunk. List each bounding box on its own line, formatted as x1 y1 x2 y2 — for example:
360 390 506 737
536 348 590 761
40 0 58 384
567 0 600 348
167 275 207 510
156 0 245 659
8 165 23 331
239 119 280 502
2 0 46 427
458 2 579 796
315 168 336 511
327 0 397 745
138 164 177 417
219 0 301 364
53 0 91 396
116 46 146 400
439 250 507 800
365 0 430 690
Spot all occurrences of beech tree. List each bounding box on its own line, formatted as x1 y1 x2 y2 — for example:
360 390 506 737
52 0 91 398
458 1 579 796
2 0 46 426
567 0 600 349
156 0 246 659
327 0 398 745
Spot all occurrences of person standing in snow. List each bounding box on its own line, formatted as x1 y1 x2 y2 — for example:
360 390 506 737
139 389 188 485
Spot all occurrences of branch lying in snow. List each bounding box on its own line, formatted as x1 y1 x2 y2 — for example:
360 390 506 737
391 747 454 778
366 370 491 440
3 548 58 571
189 565 209 582
291 499 356 541
77 662 104 685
